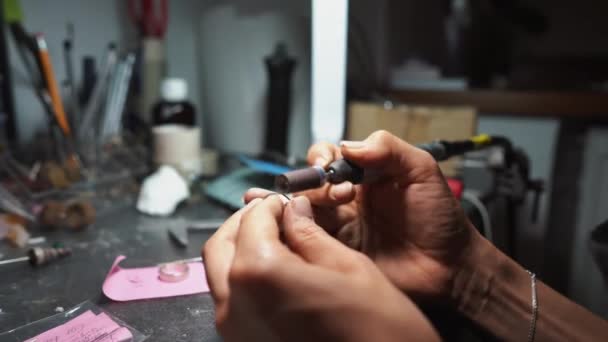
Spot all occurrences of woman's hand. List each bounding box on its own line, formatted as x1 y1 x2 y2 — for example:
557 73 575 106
243 130 608 341
245 130 478 301
203 195 440 342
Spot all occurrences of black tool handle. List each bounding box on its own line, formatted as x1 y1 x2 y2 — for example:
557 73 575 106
264 43 296 155
327 159 365 184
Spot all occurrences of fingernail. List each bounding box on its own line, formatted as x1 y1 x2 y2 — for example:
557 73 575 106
262 193 290 206
290 196 313 219
330 182 353 200
314 157 328 167
340 140 366 149
248 198 262 207
240 196 245 204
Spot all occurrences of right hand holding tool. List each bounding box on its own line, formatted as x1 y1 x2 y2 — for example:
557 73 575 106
244 131 608 341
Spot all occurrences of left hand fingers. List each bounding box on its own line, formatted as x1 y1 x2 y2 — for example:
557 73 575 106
244 180 355 207
203 198 262 307
230 195 306 293
243 188 288 204
244 186 355 217
282 196 359 271
294 181 356 206
234 195 290 261
244 187 356 235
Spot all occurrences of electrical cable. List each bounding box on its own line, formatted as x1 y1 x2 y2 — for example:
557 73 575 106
462 190 493 243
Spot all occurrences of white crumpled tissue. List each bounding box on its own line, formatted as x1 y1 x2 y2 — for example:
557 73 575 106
136 165 190 216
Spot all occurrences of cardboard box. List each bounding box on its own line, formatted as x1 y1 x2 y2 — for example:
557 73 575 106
347 102 477 176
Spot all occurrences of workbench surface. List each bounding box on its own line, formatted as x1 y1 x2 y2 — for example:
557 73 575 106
0 196 232 341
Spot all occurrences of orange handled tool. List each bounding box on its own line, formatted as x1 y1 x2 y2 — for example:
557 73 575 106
35 34 71 136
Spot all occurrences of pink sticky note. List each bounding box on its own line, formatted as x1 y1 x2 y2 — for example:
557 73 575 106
23 311 130 342
94 327 133 342
102 255 209 301
24 311 96 342
60 313 122 342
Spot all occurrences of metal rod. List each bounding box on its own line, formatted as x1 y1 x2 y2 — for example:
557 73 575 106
0 256 29 266
157 257 202 266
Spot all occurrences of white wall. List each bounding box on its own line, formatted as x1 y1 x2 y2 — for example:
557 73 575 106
11 0 202 141
197 0 311 157
165 0 204 126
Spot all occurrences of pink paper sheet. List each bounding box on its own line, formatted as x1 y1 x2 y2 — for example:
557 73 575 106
102 255 209 301
24 311 133 342
95 327 133 342
24 311 95 342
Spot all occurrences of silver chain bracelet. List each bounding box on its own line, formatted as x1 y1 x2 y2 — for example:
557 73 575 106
526 270 538 342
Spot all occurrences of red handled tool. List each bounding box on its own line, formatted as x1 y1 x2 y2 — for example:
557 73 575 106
128 0 168 38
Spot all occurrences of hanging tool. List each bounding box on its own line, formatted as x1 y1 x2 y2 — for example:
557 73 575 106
100 53 136 142
79 44 117 141
128 0 168 38
35 34 82 172
80 56 97 106
36 34 71 137
0 247 71 267
5 0 49 116
128 0 168 123
8 22 54 123
275 134 502 193
62 22 79 129
264 43 297 157
4 3 80 167
0 0 18 142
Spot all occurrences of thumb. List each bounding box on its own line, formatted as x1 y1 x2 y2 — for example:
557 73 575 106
340 130 439 183
282 196 355 270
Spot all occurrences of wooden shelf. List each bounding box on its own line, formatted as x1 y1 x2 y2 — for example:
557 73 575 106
388 89 608 120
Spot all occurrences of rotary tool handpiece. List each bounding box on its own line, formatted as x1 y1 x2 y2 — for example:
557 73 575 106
274 142 441 194
275 136 496 194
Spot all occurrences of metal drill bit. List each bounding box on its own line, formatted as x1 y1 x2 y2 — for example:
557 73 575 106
0 256 29 266
0 247 72 267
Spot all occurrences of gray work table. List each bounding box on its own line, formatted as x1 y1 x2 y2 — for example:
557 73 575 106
0 195 232 341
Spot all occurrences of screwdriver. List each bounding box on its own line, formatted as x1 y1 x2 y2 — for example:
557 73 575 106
0 247 72 267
